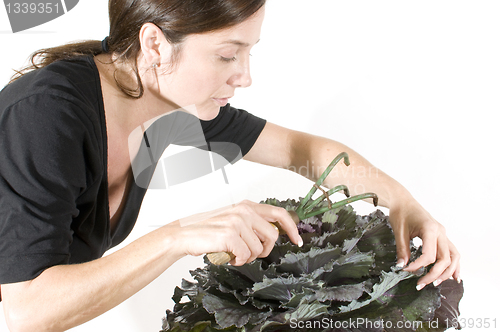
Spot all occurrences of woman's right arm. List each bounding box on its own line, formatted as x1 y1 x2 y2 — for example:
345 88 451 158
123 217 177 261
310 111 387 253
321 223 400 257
1 201 301 332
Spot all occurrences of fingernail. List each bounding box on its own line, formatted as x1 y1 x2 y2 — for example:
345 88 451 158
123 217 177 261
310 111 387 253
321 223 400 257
457 276 461 284
298 237 303 247
396 259 405 268
433 279 442 287
416 283 426 291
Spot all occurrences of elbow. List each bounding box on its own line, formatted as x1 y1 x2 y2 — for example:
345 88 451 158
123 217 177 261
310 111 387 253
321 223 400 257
5 308 30 332
4 303 61 332
2 279 65 332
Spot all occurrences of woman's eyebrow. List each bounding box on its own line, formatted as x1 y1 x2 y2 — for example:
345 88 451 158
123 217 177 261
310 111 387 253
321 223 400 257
219 39 261 47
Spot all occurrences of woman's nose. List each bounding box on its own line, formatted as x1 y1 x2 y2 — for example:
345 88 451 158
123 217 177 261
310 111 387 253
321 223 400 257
228 57 252 88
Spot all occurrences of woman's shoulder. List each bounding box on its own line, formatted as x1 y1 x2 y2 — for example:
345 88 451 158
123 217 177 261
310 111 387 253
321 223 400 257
0 56 106 195
0 56 104 139
0 56 102 115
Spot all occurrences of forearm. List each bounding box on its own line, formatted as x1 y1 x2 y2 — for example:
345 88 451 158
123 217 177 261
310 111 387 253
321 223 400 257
288 131 411 208
3 222 185 332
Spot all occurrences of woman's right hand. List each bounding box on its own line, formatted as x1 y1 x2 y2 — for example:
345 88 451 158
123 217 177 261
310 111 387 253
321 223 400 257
3 200 300 331
174 200 303 266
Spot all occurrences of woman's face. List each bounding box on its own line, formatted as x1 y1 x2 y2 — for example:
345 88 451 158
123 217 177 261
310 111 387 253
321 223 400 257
156 7 265 120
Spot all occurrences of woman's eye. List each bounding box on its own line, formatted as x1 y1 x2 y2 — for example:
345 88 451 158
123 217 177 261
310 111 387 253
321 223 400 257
220 56 237 63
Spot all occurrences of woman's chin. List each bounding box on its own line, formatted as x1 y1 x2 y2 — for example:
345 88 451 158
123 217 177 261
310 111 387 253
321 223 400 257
196 106 221 121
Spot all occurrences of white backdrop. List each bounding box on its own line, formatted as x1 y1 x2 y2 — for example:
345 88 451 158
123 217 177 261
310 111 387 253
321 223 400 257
1 1 499 331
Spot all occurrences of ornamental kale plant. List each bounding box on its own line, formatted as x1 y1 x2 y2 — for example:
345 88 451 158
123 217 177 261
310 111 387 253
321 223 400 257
161 153 464 332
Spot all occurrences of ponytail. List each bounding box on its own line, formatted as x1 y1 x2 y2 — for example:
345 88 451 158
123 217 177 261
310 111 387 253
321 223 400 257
10 40 104 83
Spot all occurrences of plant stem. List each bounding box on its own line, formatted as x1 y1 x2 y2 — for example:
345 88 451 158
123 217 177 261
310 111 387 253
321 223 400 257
303 185 351 213
297 152 350 216
302 193 379 219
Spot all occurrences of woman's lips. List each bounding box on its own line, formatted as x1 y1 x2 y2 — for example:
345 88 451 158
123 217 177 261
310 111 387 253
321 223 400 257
212 97 230 106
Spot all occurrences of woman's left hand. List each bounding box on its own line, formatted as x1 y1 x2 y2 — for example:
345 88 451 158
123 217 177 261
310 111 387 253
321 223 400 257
389 195 461 290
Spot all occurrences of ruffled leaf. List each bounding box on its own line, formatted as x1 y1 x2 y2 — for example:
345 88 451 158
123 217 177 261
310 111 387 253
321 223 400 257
249 275 319 302
339 270 416 313
278 245 342 276
202 293 272 329
161 202 463 332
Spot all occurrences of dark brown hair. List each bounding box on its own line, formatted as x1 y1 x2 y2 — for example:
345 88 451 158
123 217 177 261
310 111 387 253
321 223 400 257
11 0 266 98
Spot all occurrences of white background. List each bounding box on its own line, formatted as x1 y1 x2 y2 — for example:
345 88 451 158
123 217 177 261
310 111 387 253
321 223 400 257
1 0 499 331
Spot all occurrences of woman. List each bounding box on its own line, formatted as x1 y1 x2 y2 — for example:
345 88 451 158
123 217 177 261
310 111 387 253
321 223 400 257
0 0 460 331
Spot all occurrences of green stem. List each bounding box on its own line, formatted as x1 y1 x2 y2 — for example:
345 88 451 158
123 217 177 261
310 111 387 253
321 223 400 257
297 152 350 214
303 185 350 213
302 193 379 219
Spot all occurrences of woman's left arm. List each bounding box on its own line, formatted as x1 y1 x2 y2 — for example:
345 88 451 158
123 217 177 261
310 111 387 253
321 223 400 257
245 122 460 289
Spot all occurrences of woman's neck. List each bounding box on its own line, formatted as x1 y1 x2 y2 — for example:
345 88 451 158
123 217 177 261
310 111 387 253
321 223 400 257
94 53 180 138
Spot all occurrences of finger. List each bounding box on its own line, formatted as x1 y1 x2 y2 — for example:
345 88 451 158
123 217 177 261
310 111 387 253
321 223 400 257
211 202 281 264
203 208 258 265
205 216 251 266
448 241 461 282
453 261 461 283
225 231 257 266
434 241 461 285
230 248 251 266
415 234 451 288
391 220 411 268
404 226 439 272
253 221 280 259
252 203 303 247
234 213 266 264
230 201 282 260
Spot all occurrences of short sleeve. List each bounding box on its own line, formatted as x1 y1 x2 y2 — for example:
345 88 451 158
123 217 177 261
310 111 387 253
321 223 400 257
0 94 96 283
200 104 267 157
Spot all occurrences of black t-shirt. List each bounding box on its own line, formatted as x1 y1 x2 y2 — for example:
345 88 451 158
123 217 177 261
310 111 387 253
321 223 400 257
0 56 266 284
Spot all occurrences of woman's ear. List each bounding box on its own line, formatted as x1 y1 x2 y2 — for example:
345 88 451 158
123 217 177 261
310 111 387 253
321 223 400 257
139 23 171 67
